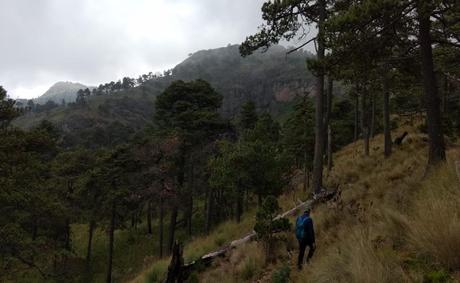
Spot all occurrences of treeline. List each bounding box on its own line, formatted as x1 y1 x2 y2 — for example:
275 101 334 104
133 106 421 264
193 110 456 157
1 71 358 281
74 70 173 105
241 0 459 195
21 70 174 113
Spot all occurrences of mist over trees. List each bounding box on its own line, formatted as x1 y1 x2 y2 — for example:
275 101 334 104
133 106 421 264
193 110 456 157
1 0 459 282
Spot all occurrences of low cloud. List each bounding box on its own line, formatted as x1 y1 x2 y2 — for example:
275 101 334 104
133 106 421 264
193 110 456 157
0 0 266 98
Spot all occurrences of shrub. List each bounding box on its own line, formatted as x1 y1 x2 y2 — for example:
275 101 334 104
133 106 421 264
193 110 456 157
271 264 290 283
240 258 260 281
254 196 290 262
424 270 451 283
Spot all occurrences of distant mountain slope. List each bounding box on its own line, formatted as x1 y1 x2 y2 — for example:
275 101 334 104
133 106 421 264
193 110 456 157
14 45 316 148
34 81 91 104
168 44 315 116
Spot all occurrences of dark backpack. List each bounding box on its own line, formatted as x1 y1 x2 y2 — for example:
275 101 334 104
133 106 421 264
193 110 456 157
295 215 308 240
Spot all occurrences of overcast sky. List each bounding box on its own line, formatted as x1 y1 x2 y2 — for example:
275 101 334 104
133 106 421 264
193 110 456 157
1 0 280 99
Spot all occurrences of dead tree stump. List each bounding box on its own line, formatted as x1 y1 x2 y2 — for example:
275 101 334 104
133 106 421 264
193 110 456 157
165 241 185 283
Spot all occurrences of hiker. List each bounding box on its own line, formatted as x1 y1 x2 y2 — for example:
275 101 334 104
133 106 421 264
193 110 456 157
295 208 315 269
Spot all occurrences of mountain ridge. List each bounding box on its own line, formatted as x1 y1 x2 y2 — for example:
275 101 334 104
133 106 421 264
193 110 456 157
34 81 93 105
14 44 317 148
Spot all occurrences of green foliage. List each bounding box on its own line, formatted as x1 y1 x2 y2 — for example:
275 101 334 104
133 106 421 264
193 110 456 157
424 270 451 283
330 96 356 149
254 196 290 261
154 79 224 144
271 264 290 283
281 96 315 169
209 114 287 220
240 1 318 57
239 100 258 131
0 86 20 129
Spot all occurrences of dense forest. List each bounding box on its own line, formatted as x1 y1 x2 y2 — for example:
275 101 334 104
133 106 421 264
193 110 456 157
1 0 459 282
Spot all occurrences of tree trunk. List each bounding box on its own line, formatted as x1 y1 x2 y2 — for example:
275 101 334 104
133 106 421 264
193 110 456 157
168 151 185 253
324 77 333 153
327 125 333 171
32 218 38 241
441 74 447 114
64 219 71 251
106 204 116 283
417 2 446 167
167 205 178 254
303 150 308 193
205 190 212 234
86 219 96 271
370 92 375 138
186 162 194 237
361 87 370 156
236 189 243 223
159 196 164 258
147 200 152 235
383 73 392 157
354 93 359 142
165 242 185 283
312 0 326 194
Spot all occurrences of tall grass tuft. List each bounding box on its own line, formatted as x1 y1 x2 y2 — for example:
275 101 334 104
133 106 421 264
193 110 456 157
408 166 460 270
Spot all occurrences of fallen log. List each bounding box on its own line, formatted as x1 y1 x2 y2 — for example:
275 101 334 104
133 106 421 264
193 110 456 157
164 189 336 282
394 131 408 145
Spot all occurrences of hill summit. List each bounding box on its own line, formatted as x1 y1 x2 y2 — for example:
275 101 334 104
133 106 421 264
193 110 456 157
34 81 91 104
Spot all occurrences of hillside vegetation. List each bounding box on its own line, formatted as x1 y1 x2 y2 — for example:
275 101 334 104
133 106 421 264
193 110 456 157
132 123 460 283
13 45 316 148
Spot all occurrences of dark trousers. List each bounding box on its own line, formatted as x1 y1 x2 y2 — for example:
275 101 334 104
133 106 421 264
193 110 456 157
298 239 315 267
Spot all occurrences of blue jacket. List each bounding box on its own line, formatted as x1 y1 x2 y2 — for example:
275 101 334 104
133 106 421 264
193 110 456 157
297 214 315 244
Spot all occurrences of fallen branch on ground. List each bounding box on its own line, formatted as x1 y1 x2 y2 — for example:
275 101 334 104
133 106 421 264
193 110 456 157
164 189 337 282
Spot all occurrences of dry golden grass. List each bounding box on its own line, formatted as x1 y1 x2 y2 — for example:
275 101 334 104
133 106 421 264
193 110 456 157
296 127 460 282
131 124 460 283
407 165 460 270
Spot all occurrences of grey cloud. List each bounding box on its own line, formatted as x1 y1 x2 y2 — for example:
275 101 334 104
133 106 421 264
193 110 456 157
0 0 266 98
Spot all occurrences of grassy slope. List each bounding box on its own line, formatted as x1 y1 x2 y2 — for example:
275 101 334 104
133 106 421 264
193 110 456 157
132 124 460 283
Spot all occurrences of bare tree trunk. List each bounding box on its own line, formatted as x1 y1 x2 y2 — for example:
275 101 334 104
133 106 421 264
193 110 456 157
383 73 392 157
323 77 333 155
165 242 185 283
106 204 116 283
236 191 243 223
327 125 333 171
64 219 71 251
361 86 370 156
354 93 359 142
417 2 446 167
186 162 194 237
32 218 38 241
441 74 446 114
168 151 185 253
167 205 178 254
205 190 212 234
312 0 326 194
303 150 308 193
86 219 96 271
159 196 164 258
370 92 375 138
147 200 152 235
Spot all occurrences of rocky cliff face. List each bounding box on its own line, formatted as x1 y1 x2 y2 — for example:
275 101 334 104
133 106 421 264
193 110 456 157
167 44 315 117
